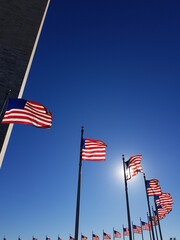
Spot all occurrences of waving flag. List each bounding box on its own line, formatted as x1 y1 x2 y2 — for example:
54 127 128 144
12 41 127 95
82 138 106 161
123 228 129 236
141 221 151 230
146 179 162 196
149 215 158 226
114 230 121 238
92 234 99 240
81 235 87 240
133 225 142 234
157 205 168 216
125 155 143 180
155 193 173 206
104 232 111 239
1 99 52 128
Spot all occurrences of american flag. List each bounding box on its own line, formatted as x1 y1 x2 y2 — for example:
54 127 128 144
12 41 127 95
155 193 173 209
157 205 168 217
103 232 111 239
92 234 99 240
133 225 142 234
123 228 129 236
81 235 88 240
148 216 158 226
82 138 106 161
2 99 52 128
114 230 121 238
125 155 143 180
141 221 150 230
146 179 162 196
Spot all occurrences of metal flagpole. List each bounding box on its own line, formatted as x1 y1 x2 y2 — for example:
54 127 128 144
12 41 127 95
122 155 133 240
152 206 159 240
147 212 152 240
140 218 144 240
132 222 135 240
0 89 11 122
74 126 84 240
122 225 125 240
154 197 163 240
143 174 155 240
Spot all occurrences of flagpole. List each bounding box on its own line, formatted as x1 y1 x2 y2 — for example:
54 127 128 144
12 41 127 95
75 126 84 240
147 212 152 240
122 155 132 240
154 197 163 240
140 218 144 240
143 173 155 240
152 206 158 240
122 225 125 240
132 222 135 240
0 89 11 122
113 227 115 240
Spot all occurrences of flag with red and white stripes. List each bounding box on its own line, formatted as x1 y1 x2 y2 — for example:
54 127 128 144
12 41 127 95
146 179 162 196
123 228 129 236
82 138 106 161
103 232 111 239
155 193 173 206
1 99 52 128
81 235 88 240
125 155 143 180
92 234 99 240
114 230 121 238
141 221 151 231
133 225 142 234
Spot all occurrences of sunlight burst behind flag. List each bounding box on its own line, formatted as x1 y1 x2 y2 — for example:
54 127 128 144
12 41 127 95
82 138 106 161
125 155 143 180
1 99 52 128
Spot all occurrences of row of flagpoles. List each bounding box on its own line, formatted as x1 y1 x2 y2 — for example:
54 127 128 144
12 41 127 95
0 94 173 240
122 154 173 240
73 127 173 240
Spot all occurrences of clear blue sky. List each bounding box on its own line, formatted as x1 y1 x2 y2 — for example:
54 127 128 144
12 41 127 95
0 0 180 239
